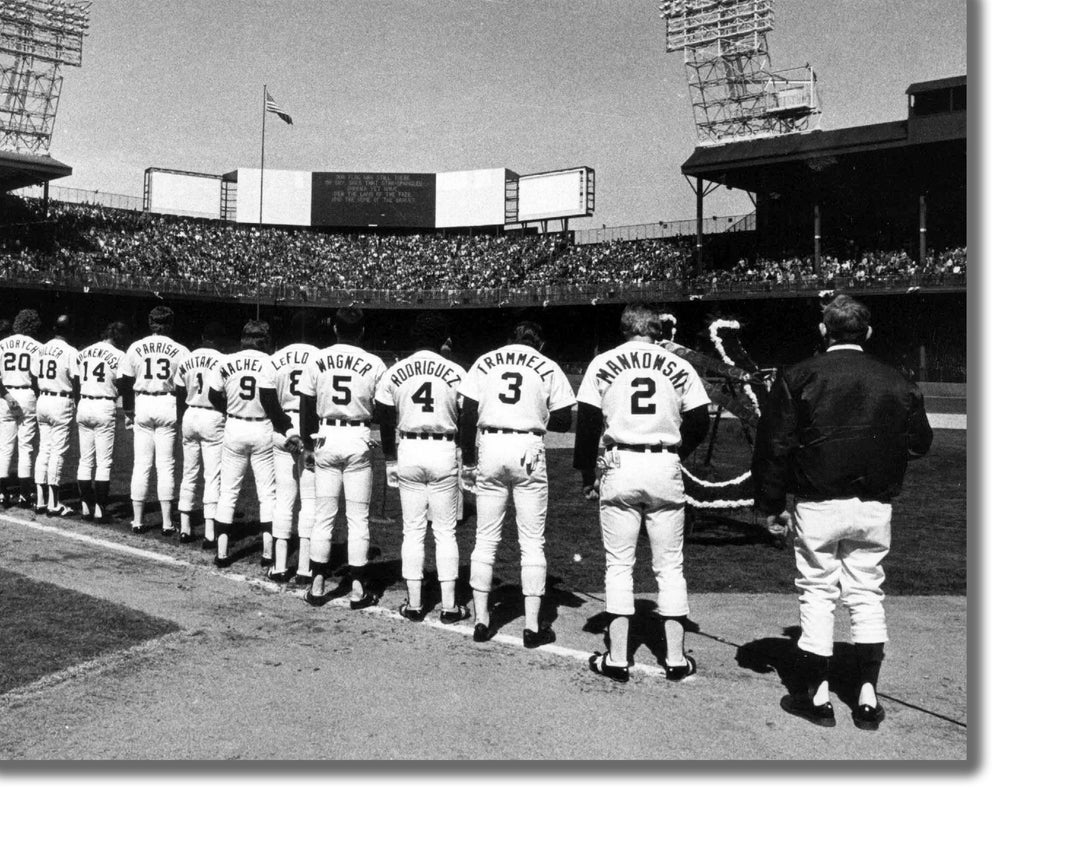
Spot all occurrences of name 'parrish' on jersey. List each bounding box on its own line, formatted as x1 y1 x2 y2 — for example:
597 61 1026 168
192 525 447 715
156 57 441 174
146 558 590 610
592 347 692 391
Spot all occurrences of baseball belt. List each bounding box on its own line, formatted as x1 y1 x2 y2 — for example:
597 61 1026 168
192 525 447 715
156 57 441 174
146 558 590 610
481 427 544 436
227 413 268 421
283 408 300 414
81 395 116 401
320 418 368 427
399 431 455 441
186 404 219 411
136 390 172 396
40 389 73 398
612 443 677 453
3 384 32 390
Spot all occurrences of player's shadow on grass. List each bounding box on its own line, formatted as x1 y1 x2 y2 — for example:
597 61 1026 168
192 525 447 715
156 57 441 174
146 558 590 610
736 626 866 709
685 512 778 548
581 602 702 666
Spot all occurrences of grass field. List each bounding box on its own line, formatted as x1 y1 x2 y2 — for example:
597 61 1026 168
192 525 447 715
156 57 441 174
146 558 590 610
0 569 179 694
20 415 966 598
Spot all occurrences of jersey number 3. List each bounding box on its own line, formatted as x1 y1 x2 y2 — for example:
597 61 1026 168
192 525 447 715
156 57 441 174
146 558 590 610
498 371 522 405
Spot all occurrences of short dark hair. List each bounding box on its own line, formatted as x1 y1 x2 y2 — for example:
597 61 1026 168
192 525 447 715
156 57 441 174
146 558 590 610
333 307 364 339
822 295 871 345
620 303 662 340
0 319 12 340
288 310 316 344
12 309 41 337
148 305 174 333
241 319 271 352
201 321 226 345
103 321 129 346
411 311 449 350
509 320 543 350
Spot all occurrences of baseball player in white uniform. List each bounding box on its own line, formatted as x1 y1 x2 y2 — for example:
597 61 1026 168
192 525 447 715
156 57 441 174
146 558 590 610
174 324 226 547
458 320 575 647
374 312 469 623
34 315 81 516
208 320 293 569
118 306 190 535
75 321 128 521
260 312 319 583
574 304 711 682
298 307 386 608
0 309 42 509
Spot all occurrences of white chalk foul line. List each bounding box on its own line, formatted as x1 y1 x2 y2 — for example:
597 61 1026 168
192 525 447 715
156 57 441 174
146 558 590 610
0 513 671 680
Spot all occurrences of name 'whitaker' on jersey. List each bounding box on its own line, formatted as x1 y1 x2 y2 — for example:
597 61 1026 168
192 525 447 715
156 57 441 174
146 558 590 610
592 347 692 391
472 349 554 380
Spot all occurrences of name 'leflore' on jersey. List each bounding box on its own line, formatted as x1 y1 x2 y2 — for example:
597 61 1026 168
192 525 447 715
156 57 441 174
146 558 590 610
218 350 272 418
577 340 711 447
174 347 223 408
298 344 386 422
374 350 464 434
459 344 575 432
37 338 80 394
77 341 123 398
120 334 191 394
258 343 320 413
0 334 41 389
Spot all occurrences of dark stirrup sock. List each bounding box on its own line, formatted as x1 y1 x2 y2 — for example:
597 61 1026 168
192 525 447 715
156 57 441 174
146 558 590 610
853 642 886 692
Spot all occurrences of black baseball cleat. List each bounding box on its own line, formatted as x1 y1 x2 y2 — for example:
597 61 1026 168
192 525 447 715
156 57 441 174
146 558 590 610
47 505 75 518
35 505 47 515
473 622 492 643
589 652 630 683
178 532 195 544
399 603 425 622
439 605 470 625
160 527 176 537
523 626 555 649
780 694 837 728
93 513 113 525
201 539 216 551
304 589 330 607
259 556 274 571
131 524 146 535
266 569 291 584
853 703 886 731
213 556 230 569
663 654 698 682
350 592 379 611
0 493 11 509
293 574 313 587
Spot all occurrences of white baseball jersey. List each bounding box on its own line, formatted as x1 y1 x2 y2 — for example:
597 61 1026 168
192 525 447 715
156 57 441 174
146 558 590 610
374 350 464 434
577 340 710 447
174 347 223 408
120 334 190 395
0 334 41 390
37 338 80 394
298 344 386 422
77 341 123 399
459 344 574 431
259 343 320 413
218 350 271 418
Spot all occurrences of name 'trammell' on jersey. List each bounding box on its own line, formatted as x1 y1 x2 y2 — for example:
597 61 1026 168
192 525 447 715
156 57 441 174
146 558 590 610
387 358 462 388
472 350 554 380
593 348 692 391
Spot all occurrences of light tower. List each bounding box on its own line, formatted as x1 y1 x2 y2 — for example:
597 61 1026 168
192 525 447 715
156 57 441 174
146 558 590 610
0 0 91 155
660 0 819 145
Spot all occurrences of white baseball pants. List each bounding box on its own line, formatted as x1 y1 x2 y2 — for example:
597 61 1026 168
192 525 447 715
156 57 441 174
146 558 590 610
271 413 314 539
131 395 178 502
397 438 459 583
76 399 118 481
34 396 74 487
311 427 372 567
0 387 37 478
216 419 275 526
178 407 224 518
598 449 689 618
793 498 891 657
470 433 547 597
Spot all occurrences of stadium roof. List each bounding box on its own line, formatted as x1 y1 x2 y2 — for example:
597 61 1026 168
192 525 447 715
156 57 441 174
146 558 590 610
906 76 966 95
0 150 72 193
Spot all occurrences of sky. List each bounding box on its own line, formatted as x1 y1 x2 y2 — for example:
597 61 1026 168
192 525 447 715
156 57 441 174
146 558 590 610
47 0 966 228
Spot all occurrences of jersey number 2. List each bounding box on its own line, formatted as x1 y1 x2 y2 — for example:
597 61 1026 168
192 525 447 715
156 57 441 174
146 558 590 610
411 381 435 413
630 377 656 415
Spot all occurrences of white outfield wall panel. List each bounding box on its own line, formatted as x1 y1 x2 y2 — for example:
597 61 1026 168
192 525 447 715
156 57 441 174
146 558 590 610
435 168 508 228
518 168 588 221
235 168 312 226
147 172 221 218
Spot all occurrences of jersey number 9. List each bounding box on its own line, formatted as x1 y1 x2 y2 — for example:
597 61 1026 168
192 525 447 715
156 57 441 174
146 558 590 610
238 375 257 401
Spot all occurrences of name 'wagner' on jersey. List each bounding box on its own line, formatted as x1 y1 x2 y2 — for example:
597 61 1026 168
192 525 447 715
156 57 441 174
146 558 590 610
298 344 386 422
577 340 711 448
375 350 464 435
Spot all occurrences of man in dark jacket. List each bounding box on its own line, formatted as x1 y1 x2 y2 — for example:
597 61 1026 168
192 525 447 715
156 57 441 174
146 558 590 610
752 295 933 730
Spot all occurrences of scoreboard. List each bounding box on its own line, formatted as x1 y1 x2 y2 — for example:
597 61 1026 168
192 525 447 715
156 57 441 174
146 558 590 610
311 172 436 228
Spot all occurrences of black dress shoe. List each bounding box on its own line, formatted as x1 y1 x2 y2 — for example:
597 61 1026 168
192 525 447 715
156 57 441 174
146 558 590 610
439 605 470 625
780 694 837 727
523 626 555 649
473 622 492 643
853 703 886 730
350 592 379 611
588 652 630 683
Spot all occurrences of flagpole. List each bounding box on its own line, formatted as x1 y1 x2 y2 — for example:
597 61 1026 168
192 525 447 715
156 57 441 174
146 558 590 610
259 84 266 226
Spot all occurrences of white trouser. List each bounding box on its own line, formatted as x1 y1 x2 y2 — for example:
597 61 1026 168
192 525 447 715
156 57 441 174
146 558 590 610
0 386 37 478
271 412 314 539
470 432 547 597
793 497 892 657
598 448 689 618
216 418 275 526
131 394 177 502
398 437 459 582
34 395 75 486
178 407 224 517
76 398 118 481
311 426 372 567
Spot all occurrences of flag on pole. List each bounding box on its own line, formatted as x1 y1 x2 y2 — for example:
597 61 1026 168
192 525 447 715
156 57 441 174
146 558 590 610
265 90 293 125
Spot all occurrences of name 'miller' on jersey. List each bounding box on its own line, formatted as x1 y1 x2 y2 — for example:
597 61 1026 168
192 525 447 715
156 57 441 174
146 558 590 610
38 339 79 393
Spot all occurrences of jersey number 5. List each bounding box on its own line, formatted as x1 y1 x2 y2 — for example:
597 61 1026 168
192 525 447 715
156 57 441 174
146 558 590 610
411 381 435 413
630 377 656 415
332 374 352 405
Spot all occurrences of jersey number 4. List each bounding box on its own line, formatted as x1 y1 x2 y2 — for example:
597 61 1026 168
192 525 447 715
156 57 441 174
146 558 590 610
411 381 435 413
630 377 656 415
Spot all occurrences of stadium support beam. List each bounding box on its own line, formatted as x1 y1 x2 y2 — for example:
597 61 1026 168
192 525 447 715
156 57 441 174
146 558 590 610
919 194 927 263
686 174 721 277
813 202 821 273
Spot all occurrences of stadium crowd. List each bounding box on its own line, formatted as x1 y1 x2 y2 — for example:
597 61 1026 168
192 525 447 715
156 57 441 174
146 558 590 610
0 199 965 304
